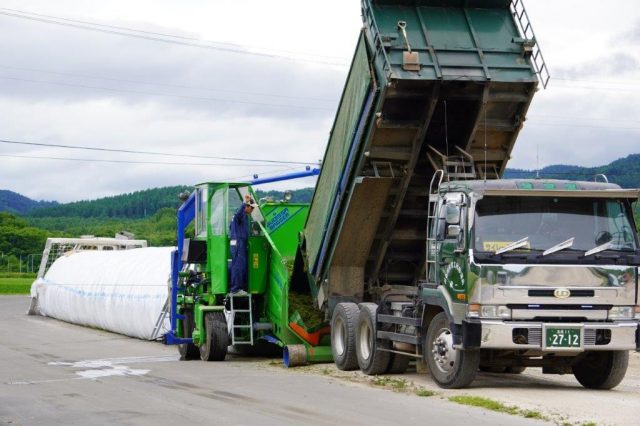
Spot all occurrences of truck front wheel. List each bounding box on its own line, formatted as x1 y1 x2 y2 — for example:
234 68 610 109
356 303 390 375
425 312 479 389
572 350 628 389
331 303 360 370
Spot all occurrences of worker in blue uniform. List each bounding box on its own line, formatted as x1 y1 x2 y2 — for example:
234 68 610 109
229 195 257 295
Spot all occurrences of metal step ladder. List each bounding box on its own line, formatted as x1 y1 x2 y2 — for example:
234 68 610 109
425 169 444 282
229 293 253 346
150 296 169 341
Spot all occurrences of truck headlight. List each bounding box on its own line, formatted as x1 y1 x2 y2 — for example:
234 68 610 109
609 306 634 320
468 304 511 320
480 305 511 320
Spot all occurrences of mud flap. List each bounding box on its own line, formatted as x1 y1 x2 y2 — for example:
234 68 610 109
462 319 481 350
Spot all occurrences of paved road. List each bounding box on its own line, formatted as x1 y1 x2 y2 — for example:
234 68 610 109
0 296 544 426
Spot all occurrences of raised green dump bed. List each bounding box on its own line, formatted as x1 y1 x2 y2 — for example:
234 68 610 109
304 0 546 306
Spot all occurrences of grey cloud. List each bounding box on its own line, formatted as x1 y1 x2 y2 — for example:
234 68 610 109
510 89 640 174
616 20 640 43
553 52 639 80
0 14 344 120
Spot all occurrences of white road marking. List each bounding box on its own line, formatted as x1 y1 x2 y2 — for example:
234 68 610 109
6 355 174 385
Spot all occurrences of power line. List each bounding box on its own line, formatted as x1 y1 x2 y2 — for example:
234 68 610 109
528 114 639 124
3 7 639 91
0 9 347 67
554 77 640 86
0 7 347 62
551 82 640 93
527 121 640 131
0 153 280 167
0 75 334 111
0 64 335 103
5 75 639 130
0 138 319 166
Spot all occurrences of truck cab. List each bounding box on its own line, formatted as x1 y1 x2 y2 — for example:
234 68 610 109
419 179 640 388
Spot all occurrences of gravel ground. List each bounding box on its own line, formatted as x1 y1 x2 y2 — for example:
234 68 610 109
271 352 640 425
4 293 638 426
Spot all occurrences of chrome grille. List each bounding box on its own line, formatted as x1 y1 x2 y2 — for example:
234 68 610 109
584 329 597 346
528 328 542 346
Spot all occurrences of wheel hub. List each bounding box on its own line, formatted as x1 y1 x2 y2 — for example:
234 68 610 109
333 317 345 357
358 321 372 361
431 328 457 374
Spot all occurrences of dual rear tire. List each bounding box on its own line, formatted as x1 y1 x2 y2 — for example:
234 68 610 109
330 302 410 375
330 303 360 370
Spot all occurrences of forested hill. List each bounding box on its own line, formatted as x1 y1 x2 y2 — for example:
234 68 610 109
2 152 638 219
0 190 57 215
29 186 191 219
504 154 640 188
22 186 314 219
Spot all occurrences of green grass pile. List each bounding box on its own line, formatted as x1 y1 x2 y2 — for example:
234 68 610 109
289 292 325 329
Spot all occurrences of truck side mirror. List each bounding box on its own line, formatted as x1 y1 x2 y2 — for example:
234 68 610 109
445 204 460 224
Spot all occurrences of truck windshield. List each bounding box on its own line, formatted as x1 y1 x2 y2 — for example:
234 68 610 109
474 196 638 253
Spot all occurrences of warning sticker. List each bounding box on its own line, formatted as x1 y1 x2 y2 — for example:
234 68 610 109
483 241 530 252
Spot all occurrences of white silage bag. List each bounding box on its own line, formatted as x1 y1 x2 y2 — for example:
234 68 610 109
30 247 174 340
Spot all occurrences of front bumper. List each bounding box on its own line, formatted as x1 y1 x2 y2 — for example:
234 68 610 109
477 320 639 351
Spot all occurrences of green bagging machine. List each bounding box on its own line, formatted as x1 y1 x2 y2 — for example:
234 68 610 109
166 178 332 366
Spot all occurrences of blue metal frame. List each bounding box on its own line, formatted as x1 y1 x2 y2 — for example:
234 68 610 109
165 168 321 345
165 191 196 345
311 83 376 279
251 167 320 185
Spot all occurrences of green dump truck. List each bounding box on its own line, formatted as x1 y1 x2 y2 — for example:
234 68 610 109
167 0 640 389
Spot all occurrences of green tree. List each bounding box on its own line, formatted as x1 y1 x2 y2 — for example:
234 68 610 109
0 213 49 261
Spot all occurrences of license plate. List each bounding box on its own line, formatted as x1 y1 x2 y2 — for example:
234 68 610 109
545 327 581 349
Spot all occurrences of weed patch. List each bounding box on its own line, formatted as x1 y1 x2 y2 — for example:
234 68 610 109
448 395 552 422
415 389 435 397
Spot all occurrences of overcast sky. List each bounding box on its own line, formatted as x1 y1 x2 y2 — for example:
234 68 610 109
0 0 638 202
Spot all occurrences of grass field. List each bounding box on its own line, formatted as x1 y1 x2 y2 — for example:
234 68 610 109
0 277 33 294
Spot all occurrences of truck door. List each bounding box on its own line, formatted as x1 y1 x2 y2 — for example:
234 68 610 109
437 198 467 297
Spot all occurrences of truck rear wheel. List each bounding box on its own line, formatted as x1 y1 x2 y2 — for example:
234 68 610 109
331 303 360 370
178 310 199 360
572 350 628 389
425 312 479 389
356 303 390 375
200 312 228 361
